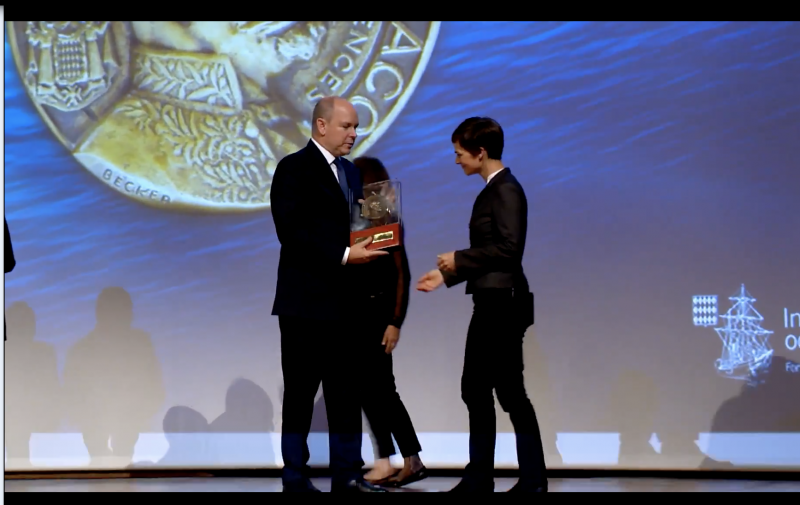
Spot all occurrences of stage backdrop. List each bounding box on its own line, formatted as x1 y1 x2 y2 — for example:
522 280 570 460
4 21 800 472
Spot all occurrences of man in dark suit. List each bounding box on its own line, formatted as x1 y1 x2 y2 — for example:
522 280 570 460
5 218 16 341
270 96 389 493
417 117 547 493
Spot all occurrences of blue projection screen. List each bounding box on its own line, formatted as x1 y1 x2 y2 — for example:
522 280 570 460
4 21 800 471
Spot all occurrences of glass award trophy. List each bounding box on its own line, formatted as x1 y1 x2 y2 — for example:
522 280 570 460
349 179 403 250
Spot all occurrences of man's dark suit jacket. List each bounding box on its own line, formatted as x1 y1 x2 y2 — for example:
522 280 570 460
270 140 364 320
442 168 534 328
5 218 15 341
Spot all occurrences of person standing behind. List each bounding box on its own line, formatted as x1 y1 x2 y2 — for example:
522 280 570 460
352 156 428 488
270 96 388 493
416 117 547 493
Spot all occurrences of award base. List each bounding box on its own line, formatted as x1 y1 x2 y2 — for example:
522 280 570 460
350 222 401 251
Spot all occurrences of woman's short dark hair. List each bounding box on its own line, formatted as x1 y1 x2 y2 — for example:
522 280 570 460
353 156 390 186
451 117 504 160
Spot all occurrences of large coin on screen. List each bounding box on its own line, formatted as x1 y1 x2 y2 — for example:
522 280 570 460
7 21 440 212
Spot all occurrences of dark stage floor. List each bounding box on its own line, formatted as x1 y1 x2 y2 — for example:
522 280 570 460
5 475 799 492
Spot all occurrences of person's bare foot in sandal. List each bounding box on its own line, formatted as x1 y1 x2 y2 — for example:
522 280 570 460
388 455 428 487
364 458 399 483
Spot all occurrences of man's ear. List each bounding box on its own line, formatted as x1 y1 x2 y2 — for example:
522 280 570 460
315 118 326 136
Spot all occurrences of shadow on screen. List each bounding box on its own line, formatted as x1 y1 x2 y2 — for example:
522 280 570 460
604 369 710 491
699 355 800 470
156 406 211 466
520 327 562 466
4 301 61 468
604 370 659 468
61 286 165 467
605 369 708 473
155 378 275 467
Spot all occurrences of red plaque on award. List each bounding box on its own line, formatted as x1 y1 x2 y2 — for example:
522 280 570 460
350 221 402 250
349 179 403 251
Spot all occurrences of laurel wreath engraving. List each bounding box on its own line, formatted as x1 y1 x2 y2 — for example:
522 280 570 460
118 97 271 205
133 52 238 109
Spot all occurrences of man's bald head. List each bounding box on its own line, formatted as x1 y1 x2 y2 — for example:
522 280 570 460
312 96 354 127
311 96 359 157
312 96 337 126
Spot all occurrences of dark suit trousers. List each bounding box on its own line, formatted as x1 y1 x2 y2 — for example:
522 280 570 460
279 316 363 486
360 296 422 459
461 289 547 485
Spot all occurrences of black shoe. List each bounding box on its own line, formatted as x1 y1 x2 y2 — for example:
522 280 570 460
448 478 495 492
332 478 388 493
507 480 547 492
282 481 322 492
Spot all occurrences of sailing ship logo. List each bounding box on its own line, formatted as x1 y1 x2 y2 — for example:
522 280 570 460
693 284 774 382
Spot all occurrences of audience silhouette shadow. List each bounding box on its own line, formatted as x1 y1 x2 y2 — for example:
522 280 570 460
157 406 214 466
604 370 660 469
61 287 165 468
209 378 275 466
700 355 800 470
521 327 562 466
601 370 708 492
21 287 798 474
602 357 800 481
151 379 275 467
4 301 61 469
